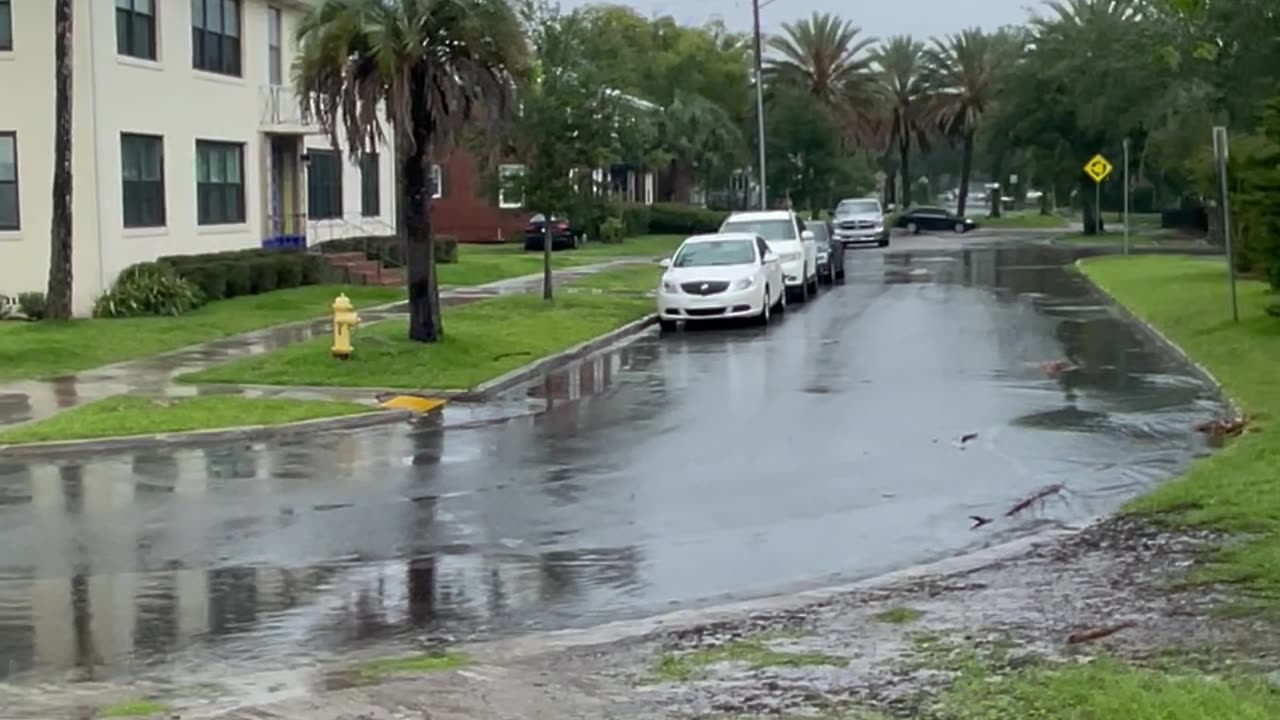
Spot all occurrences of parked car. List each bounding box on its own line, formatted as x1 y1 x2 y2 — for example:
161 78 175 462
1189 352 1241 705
657 233 785 331
805 220 845 284
718 210 819 302
831 197 890 247
895 207 979 234
523 214 583 251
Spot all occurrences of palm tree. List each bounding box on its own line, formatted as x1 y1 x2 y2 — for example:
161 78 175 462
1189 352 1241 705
660 91 745 203
875 36 930 209
294 0 525 342
925 29 1017 217
766 13 878 114
46 0 74 320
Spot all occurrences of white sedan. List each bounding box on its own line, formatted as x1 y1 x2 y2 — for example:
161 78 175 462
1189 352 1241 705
657 233 785 331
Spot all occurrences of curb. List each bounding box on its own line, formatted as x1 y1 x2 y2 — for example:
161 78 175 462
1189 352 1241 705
1075 257 1237 415
0 409 416 459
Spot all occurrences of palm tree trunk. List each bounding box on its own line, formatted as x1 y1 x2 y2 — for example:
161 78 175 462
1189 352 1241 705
957 129 974 218
898 135 911 210
403 69 442 343
46 0 74 320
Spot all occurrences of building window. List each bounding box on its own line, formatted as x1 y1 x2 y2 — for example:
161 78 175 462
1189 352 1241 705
121 134 165 228
192 0 241 77
0 0 11 52
196 140 244 225
498 164 524 209
431 164 444 199
116 0 156 60
0 133 18 230
267 6 282 85
307 149 342 219
359 153 380 217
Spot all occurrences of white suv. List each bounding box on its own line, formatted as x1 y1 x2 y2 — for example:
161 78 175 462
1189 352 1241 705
719 210 819 302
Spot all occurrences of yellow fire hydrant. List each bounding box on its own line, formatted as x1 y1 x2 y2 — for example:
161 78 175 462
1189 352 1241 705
331 293 360 359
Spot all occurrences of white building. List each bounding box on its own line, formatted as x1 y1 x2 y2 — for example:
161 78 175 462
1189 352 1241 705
0 0 397 315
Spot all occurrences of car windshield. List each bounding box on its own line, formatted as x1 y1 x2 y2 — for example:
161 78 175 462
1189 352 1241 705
673 240 756 267
836 200 880 216
721 219 797 242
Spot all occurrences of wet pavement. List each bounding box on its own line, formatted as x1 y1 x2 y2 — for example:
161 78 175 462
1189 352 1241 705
0 260 647 430
0 239 1224 706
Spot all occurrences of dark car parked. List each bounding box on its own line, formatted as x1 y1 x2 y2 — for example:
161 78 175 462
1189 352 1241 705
894 207 979 234
523 214 584 251
806 220 846 284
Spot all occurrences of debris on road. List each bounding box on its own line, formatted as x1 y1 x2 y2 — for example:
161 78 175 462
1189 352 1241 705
1006 484 1066 517
1194 416 1247 438
970 515 993 530
955 432 979 449
1066 620 1136 645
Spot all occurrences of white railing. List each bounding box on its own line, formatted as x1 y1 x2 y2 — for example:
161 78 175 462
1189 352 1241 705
259 85 313 129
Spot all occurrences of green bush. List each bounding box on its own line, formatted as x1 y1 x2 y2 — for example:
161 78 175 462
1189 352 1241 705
274 255 304 288
223 262 253 297
248 258 280 294
94 263 203 318
600 217 626 244
158 248 318 301
184 265 229 300
435 235 459 264
17 292 46 320
613 204 652 236
648 203 729 235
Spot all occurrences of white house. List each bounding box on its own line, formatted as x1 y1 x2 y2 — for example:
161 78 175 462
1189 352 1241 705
0 0 397 315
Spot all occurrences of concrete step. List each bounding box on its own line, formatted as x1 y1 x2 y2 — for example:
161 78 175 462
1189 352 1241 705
324 251 370 265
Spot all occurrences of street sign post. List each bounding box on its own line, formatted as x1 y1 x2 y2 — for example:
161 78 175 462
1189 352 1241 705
1122 140 1130 255
1084 154 1113 236
1213 127 1239 322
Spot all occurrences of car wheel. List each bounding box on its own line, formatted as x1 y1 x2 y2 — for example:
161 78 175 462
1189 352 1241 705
878 236 889 248
659 319 678 333
954 222 966 234
809 273 819 294
799 278 809 302
829 264 837 284
755 290 771 326
907 222 919 235
778 284 788 312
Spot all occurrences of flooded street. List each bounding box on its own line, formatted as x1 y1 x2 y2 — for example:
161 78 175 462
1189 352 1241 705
0 240 1222 701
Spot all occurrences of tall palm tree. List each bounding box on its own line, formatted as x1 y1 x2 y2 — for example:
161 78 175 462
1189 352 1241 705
660 91 745 203
766 12 878 114
294 0 525 342
925 29 1018 217
46 0 74 319
875 35 930 209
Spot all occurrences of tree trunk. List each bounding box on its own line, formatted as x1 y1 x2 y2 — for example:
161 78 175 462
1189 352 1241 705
46 0 74 320
957 130 974 218
403 69 442 342
898 136 911 210
542 222 553 301
1080 175 1100 235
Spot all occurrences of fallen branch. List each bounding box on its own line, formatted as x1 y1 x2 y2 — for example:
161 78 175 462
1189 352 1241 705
1194 416 1247 438
1005 483 1066 518
1067 621 1135 645
970 515 993 530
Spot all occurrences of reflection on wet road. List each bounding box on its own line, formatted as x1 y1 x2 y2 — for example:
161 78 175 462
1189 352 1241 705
0 242 1222 691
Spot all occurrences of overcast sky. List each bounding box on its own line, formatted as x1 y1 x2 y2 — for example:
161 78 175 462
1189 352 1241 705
560 0 1052 40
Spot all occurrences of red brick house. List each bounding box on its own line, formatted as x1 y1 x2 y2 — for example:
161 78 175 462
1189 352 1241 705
430 150 659 244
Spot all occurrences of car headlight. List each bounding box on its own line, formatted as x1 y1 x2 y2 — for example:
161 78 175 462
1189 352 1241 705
733 277 754 290
662 279 680 293
781 251 802 262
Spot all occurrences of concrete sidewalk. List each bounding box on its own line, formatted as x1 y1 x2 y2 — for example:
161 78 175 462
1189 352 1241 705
0 259 646 431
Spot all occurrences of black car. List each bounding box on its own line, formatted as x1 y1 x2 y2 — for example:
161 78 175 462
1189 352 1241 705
894 207 979 234
806 220 846 283
523 214 584 251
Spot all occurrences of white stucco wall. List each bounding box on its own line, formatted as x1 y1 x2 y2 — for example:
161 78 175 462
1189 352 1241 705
0 0 396 316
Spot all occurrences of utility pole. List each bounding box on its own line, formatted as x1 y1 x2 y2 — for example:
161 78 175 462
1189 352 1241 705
752 0 768 210
1214 126 1239 322
1122 138 1130 255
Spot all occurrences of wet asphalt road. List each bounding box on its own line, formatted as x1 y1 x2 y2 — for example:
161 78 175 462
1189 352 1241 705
0 238 1223 690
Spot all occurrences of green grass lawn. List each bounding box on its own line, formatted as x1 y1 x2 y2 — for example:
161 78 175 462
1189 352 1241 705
0 285 404 384
0 395 373 444
439 246 594 287
940 656 1280 720
181 293 654 391
977 212 1071 229
460 234 686 261
1056 231 1161 246
98 700 171 718
568 263 663 293
1082 255 1280 602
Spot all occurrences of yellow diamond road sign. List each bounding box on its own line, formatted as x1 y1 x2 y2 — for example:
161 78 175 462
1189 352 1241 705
1084 154 1113 184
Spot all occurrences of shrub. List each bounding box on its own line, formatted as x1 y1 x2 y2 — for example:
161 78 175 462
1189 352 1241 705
274 255 304 288
600 217 626 244
300 254 325 284
223 262 253 297
248 258 280 294
648 203 729 235
158 248 319 301
17 292 46 320
435 235 459 264
184 265 229 301
93 263 203 318
613 203 652 236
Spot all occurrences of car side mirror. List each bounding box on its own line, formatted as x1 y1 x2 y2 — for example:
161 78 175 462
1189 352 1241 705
659 258 672 269
801 230 815 241
763 251 778 263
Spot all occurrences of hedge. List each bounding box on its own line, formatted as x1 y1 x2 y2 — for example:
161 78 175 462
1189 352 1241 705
156 248 321 301
312 235 459 265
647 203 730 235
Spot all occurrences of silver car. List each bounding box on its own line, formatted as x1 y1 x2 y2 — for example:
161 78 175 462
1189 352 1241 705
831 198 889 247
